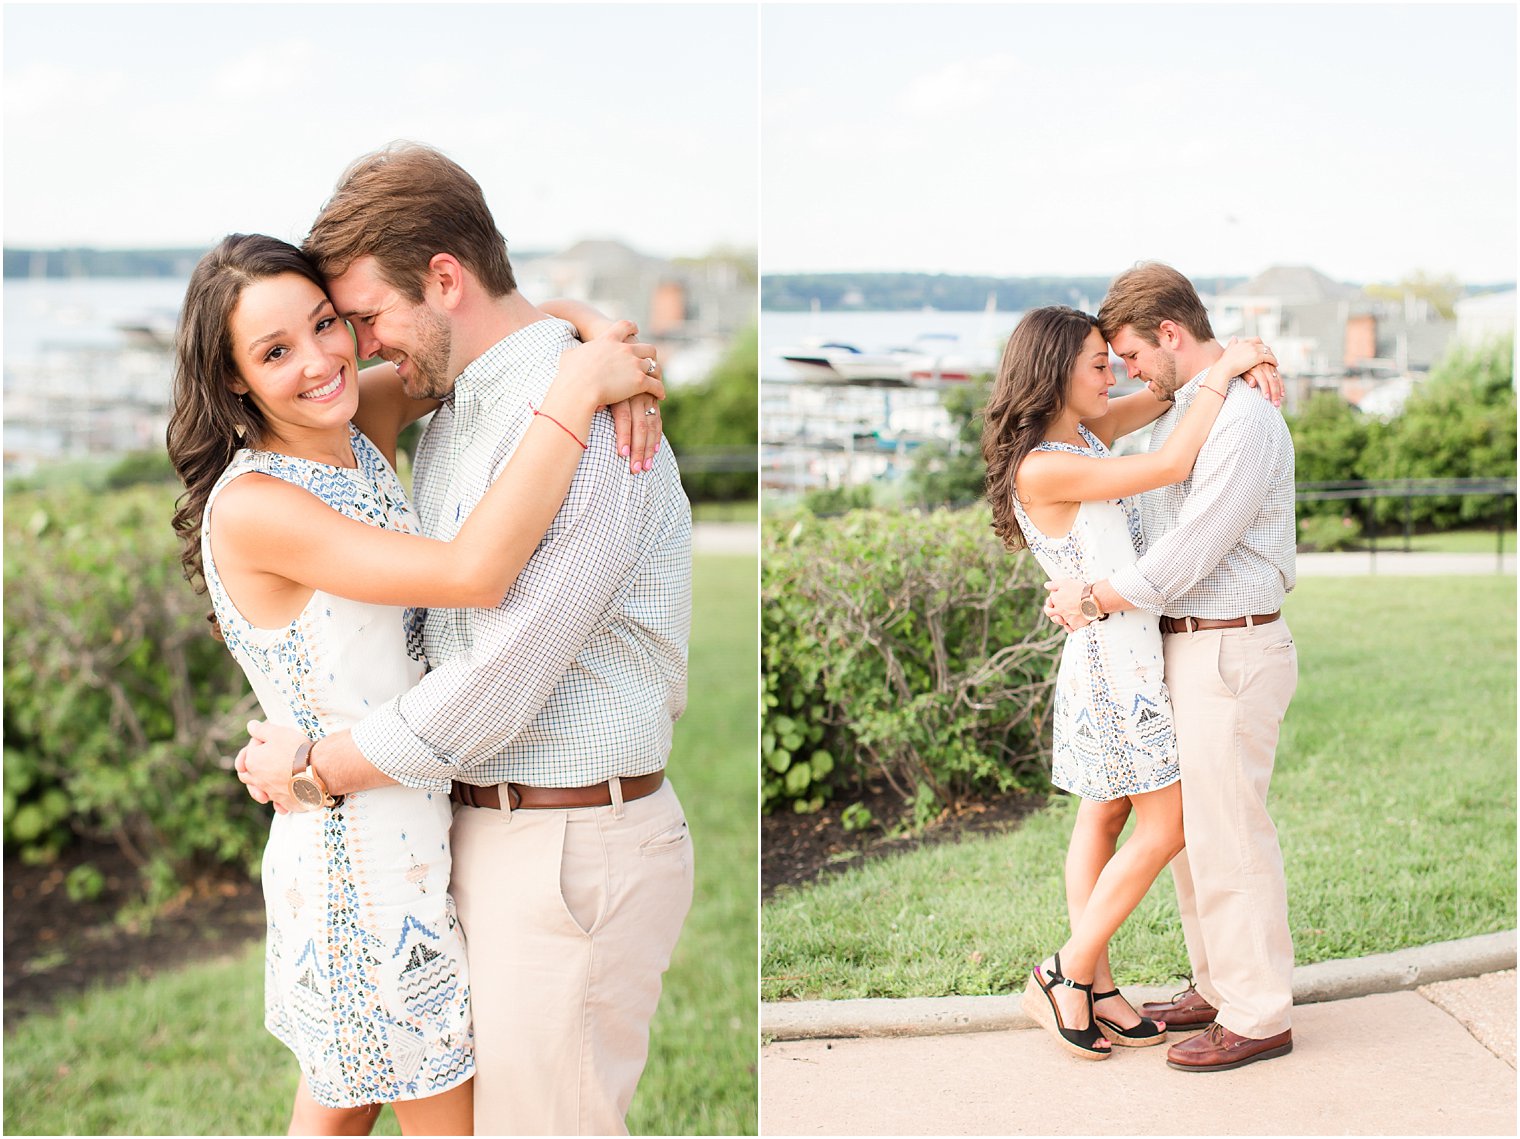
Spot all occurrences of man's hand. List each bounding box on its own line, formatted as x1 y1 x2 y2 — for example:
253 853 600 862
1043 579 1091 633
236 720 309 813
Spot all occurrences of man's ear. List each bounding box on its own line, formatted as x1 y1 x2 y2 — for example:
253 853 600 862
1155 319 1184 350
428 253 466 311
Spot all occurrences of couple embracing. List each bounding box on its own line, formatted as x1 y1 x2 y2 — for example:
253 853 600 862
982 263 1299 1073
168 143 693 1134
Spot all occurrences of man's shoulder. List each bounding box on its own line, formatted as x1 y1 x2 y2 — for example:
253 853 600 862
1220 384 1291 440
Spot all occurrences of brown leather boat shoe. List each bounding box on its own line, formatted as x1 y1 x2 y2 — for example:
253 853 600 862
1166 1023 1293 1072
1141 982 1218 1028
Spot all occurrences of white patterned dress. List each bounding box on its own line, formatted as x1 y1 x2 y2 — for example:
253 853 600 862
1012 425 1180 801
201 425 473 1108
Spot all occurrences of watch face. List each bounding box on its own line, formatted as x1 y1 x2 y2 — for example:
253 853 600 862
1080 599 1100 619
291 775 324 810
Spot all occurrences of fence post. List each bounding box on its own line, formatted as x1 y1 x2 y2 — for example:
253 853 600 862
1365 495 1376 574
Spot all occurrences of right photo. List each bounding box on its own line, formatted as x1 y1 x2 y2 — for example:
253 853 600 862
759 4 1517 1136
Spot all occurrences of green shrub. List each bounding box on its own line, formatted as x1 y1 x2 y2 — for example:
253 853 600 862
1286 392 1373 524
801 483 873 516
1287 338 1516 531
1296 512 1364 552
762 505 1060 824
1361 336 1516 528
660 324 758 503
3 483 265 905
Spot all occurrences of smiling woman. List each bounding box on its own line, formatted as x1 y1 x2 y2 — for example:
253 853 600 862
163 229 665 1134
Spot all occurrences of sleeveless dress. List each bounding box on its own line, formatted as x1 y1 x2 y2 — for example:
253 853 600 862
1012 425 1179 801
201 425 473 1108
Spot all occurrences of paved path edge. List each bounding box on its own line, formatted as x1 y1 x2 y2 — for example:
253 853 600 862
761 928 1517 1041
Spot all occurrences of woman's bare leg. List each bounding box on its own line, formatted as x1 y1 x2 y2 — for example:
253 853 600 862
1064 797 1131 991
390 1079 474 1137
287 1076 381 1137
1043 783 1184 1031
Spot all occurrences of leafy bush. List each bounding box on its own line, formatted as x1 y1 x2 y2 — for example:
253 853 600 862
1287 338 1515 532
1360 336 1516 528
762 505 1061 824
1296 512 1364 552
1286 392 1374 523
801 483 873 516
660 324 758 503
3 483 265 906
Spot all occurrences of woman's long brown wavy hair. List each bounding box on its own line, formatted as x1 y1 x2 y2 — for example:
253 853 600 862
980 305 1101 551
167 234 328 593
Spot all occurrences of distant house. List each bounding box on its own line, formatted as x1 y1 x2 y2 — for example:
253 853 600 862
1209 265 1457 414
514 238 754 383
1454 289 1517 347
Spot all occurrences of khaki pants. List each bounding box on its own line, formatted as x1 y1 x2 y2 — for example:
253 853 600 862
1163 620 1298 1039
450 779 694 1136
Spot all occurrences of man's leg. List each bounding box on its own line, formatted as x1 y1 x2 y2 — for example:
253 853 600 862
1163 621 1297 1039
1163 846 1221 1011
450 781 694 1136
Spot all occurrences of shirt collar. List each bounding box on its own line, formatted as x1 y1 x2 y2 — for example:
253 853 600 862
1172 366 1215 410
448 317 577 410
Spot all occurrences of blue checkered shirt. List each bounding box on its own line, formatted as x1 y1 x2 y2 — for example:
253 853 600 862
1109 367 1297 618
350 317 692 790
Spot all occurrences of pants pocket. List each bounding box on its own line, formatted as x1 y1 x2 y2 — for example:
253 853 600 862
639 818 690 858
558 815 608 938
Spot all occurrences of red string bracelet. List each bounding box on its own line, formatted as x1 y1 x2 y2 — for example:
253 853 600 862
529 404 587 450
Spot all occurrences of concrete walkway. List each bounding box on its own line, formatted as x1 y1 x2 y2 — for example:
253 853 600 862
693 520 756 556
761 933 1516 1136
1296 550 1513 575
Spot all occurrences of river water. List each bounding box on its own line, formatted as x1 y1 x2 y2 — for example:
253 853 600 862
4 277 188 470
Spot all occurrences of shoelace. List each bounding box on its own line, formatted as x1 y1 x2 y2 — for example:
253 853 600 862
1167 974 1199 1003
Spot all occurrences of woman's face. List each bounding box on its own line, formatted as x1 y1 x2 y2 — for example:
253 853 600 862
1065 326 1115 420
227 272 360 442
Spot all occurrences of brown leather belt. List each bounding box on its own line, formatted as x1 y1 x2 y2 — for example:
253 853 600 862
1160 611 1281 635
449 770 665 811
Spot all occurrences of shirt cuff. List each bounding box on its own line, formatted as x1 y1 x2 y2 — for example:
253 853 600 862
1107 565 1168 616
350 701 456 793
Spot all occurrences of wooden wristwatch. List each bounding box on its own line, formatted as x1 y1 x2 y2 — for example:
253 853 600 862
290 739 342 810
1079 584 1109 622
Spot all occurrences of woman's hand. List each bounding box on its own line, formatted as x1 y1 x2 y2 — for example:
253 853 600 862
552 322 666 471
1217 336 1278 383
1240 360 1284 407
612 392 664 473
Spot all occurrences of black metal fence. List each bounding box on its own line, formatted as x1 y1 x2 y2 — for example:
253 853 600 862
1296 477 1516 568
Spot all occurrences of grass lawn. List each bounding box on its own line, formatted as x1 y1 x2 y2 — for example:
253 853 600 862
693 498 759 523
762 574 1517 1002
3 553 759 1137
1366 525 1512 554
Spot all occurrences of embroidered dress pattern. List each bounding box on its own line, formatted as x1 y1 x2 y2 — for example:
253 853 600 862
1011 425 1179 800
201 425 472 1108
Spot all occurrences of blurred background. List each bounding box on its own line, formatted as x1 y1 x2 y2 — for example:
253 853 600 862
4 5 757 1135
758 3 1515 1020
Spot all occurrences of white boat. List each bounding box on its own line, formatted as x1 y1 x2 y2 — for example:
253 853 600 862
780 331 996 387
778 339 918 385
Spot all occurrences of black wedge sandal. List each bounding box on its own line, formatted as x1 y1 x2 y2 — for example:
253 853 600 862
1020 952 1110 1061
1092 988 1168 1048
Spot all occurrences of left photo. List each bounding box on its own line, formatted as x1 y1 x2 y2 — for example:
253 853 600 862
2 5 758 1136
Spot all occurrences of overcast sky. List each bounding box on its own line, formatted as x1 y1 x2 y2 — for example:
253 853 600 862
762 3 1517 283
3 3 758 258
